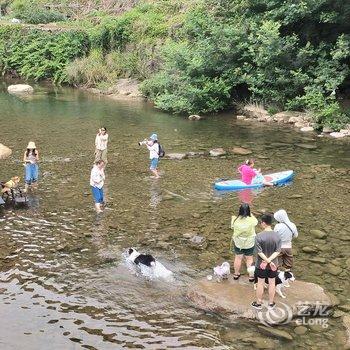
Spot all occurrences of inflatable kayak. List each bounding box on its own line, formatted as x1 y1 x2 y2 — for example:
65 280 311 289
214 170 294 191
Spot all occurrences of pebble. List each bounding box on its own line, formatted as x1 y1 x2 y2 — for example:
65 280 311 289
294 326 308 335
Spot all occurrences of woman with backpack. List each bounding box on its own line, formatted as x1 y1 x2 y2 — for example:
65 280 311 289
139 133 164 179
273 209 298 270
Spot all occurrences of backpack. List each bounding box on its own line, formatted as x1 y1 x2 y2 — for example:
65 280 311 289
158 143 165 157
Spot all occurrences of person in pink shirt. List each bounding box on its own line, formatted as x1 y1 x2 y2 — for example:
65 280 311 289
238 159 273 186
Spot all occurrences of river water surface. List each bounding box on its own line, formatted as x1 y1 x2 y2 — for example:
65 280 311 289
0 82 349 349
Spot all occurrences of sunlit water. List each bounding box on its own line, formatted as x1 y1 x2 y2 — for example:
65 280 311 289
0 81 349 349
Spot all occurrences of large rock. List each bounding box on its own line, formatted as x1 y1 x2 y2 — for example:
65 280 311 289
209 148 226 157
187 276 332 323
0 144 12 159
8 84 34 94
232 147 253 155
330 131 347 138
243 105 269 119
188 114 202 121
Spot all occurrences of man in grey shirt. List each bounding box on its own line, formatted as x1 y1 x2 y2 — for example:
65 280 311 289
252 213 281 310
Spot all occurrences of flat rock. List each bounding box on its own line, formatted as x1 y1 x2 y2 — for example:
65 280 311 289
187 276 332 323
330 132 347 138
295 143 317 149
209 148 226 157
231 147 252 155
258 326 293 341
310 229 326 239
165 153 188 160
0 144 12 159
328 265 342 276
8 84 34 94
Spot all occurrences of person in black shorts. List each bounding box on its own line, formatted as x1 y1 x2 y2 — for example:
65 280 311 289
251 213 281 310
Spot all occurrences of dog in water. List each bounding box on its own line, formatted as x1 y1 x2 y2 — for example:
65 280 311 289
127 248 156 267
248 266 295 299
213 262 230 282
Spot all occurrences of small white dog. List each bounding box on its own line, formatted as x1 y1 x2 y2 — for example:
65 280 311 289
213 262 231 282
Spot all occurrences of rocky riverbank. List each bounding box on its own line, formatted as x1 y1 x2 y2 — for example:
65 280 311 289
237 104 350 139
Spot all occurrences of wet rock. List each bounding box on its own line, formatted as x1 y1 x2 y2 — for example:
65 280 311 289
190 235 206 246
328 265 342 276
0 144 12 159
287 194 303 199
188 114 202 121
236 115 246 120
339 304 350 312
187 151 206 158
302 246 318 253
251 337 275 349
209 148 226 157
231 147 252 155
300 126 314 132
310 230 326 239
346 258 350 269
294 326 308 335
295 144 317 150
165 153 188 160
8 84 34 94
258 326 293 341
308 257 326 264
187 276 333 323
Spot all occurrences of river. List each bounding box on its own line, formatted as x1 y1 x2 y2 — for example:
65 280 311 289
0 81 349 349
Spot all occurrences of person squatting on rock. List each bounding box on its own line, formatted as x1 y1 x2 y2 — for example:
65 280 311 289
23 141 39 192
95 127 109 164
230 203 258 281
273 209 298 271
251 213 282 310
90 160 105 213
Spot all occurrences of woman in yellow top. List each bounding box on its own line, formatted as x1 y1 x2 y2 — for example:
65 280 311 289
231 203 258 281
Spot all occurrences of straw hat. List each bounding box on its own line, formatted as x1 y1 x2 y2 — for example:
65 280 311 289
27 141 36 149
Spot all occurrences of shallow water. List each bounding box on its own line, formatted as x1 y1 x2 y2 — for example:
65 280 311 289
0 81 349 349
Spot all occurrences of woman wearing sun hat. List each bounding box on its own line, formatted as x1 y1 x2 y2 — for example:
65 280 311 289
140 133 160 178
23 141 39 191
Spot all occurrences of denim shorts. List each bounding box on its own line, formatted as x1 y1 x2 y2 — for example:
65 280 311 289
150 157 159 170
91 186 104 204
25 163 39 184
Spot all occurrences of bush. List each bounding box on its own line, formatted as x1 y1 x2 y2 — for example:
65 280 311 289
10 0 66 24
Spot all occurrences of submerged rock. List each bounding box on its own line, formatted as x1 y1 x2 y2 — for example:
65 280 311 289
310 229 327 239
209 148 226 157
188 114 202 121
231 147 252 155
8 84 34 94
165 153 188 160
187 276 333 323
258 326 293 341
295 143 317 150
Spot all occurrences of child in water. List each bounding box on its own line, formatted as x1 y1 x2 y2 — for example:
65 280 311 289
238 159 273 186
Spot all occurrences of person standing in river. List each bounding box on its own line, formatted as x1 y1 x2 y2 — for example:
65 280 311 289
230 203 258 281
140 133 161 179
252 214 281 310
23 141 39 192
95 127 108 164
273 209 298 271
90 160 105 213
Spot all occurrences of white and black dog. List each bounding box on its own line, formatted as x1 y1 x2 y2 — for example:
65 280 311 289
127 248 156 267
248 266 295 299
213 262 231 282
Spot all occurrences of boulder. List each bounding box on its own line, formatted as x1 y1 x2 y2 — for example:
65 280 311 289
243 104 269 119
322 126 334 133
209 148 226 157
330 132 347 138
187 276 333 323
231 147 252 155
310 229 327 239
0 144 12 159
188 114 202 121
300 126 314 132
8 84 34 94
165 153 188 160
343 315 350 349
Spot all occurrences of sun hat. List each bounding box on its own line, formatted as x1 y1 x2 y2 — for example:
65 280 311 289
27 141 36 149
150 133 158 141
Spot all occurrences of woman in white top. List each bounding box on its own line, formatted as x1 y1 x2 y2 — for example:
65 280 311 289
23 141 39 192
274 209 298 270
95 127 109 164
90 160 105 213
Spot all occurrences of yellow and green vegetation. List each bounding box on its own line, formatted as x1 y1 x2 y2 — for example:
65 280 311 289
0 0 349 129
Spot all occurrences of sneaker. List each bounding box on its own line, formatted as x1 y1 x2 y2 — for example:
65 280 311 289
268 302 276 309
251 301 263 310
